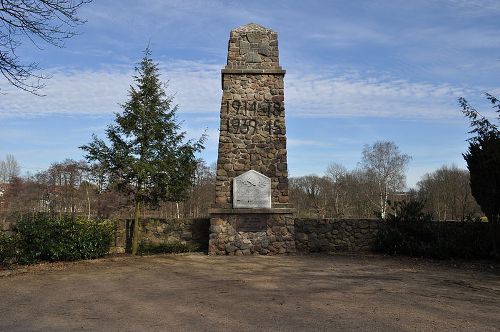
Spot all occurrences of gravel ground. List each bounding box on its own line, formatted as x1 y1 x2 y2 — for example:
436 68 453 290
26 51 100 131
0 253 499 331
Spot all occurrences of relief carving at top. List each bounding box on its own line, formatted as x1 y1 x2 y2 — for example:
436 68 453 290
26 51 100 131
239 32 270 63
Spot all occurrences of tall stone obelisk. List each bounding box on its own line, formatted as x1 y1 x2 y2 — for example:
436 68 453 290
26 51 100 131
209 23 295 255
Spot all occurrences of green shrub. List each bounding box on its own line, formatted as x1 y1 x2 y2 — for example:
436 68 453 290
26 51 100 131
138 241 199 255
384 200 433 223
0 232 18 267
375 200 493 259
13 214 113 264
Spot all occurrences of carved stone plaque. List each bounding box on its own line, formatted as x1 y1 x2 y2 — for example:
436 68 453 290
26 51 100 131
233 170 271 208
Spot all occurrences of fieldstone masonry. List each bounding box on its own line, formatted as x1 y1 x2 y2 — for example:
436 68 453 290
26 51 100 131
214 23 289 207
108 218 210 254
209 23 295 255
294 219 380 253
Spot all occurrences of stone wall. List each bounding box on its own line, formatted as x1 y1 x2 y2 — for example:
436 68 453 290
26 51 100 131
111 217 379 255
294 219 381 253
109 218 210 254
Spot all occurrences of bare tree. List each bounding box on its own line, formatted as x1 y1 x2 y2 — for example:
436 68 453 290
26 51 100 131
289 175 333 218
360 141 411 219
344 169 378 218
185 159 215 217
417 165 481 221
290 166 392 219
0 159 5 183
325 163 348 217
0 0 91 94
0 154 20 182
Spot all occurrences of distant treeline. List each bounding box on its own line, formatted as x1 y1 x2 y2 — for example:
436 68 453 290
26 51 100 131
290 165 481 220
0 154 481 223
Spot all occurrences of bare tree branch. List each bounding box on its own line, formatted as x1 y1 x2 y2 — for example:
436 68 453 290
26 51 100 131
0 0 92 95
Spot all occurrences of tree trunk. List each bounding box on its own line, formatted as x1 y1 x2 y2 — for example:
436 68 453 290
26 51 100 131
494 225 499 256
131 199 140 255
334 192 339 217
86 186 91 220
380 191 386 219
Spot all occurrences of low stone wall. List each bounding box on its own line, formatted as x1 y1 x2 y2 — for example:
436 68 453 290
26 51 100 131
108 217 488 256
294 218 380 253
109 218 210 254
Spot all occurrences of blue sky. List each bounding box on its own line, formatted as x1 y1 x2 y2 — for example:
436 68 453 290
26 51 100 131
1 0 499 188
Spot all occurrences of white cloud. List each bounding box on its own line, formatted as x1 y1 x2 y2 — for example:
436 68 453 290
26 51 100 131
0 69 131 118
158 60 221 115
444 0 500 13
307 23 391 47
285 72 477 119
287 139 336 148
0 60 221 119
0 60 488 122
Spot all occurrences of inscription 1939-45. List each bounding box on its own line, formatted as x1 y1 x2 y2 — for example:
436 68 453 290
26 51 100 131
226 100 285 135
227 118 284 135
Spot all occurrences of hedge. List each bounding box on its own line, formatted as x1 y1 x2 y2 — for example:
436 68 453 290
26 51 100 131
375 200 493 259
0 214 113 266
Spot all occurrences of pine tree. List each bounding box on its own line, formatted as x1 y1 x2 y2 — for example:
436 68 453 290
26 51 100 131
81 48 205 254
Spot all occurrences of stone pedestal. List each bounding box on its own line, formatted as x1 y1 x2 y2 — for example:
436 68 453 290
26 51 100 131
209 23 294 255
209 209 295 255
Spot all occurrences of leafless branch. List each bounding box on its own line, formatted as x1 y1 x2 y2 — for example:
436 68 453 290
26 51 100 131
0 0 92 94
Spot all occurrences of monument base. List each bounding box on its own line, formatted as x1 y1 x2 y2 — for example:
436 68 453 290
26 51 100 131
208 208 296 255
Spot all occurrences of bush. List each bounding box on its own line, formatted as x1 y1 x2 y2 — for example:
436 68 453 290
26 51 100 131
0 232 18 267
138 241 199 255
3 214 113 265
375 200 493 259
384 200 433 223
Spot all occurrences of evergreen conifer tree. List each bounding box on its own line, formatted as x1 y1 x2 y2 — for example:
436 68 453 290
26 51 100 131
459 93 500 254
81 48 205 254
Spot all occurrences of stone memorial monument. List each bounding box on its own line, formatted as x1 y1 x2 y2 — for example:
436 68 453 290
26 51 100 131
209 23 295 255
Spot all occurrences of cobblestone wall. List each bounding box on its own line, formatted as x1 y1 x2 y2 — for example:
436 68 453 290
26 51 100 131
109 218 210 254
294 219 381 253
109 218 380 254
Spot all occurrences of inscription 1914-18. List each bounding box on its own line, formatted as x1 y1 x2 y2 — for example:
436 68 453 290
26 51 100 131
226 100 284 135
227 100 283 117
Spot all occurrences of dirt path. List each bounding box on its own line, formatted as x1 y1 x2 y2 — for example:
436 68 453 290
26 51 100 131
1 254 499 331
